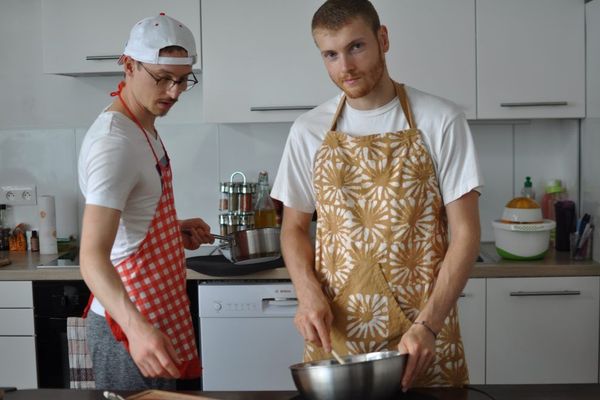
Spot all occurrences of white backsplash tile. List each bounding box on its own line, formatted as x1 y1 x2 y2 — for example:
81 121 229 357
514 119 579 206
0 129 78 239
159 123 220 257
470 123 514 241
581 117 600 261
0 120 581 254
75 128 87 237
217 123 291 183
159 123 220 225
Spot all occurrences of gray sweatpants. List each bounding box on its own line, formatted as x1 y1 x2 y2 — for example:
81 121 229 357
86 311 176 391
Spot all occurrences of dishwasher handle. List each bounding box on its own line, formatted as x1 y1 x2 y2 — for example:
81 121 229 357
262 297 299 307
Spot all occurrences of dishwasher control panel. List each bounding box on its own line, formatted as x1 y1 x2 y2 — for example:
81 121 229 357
212 301 258 313
198 282 297 317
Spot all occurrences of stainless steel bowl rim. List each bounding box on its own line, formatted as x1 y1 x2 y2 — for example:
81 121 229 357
289 351 406 370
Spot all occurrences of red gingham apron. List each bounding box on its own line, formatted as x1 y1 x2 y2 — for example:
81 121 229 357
83 81 200 379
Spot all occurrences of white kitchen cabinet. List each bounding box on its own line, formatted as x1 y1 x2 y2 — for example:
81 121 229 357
486 277 599 384
0 281 37 389
201 0 331 123
457 278 485 384
374 0 476 119
476 0 585 119
41 0 201 75
201 0 475 123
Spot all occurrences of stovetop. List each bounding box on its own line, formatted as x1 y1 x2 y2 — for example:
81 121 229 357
37 250 79 269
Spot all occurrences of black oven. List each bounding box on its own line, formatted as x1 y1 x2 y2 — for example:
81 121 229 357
32 279 200 389
33 280 90 388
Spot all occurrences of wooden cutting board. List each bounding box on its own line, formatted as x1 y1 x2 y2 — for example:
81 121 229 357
126 390 218 400
0 257 11 267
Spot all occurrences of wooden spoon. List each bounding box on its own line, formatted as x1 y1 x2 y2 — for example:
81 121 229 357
331 350 346 365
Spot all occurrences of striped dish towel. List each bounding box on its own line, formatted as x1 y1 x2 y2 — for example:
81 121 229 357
67 317 96 389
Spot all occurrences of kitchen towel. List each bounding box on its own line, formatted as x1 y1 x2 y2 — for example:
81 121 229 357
38 195 58 254
66 317 96 389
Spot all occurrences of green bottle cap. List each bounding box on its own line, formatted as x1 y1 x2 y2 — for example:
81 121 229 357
545 179 564 194
524 176 532 188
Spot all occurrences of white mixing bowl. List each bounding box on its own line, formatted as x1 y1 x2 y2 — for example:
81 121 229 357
492 220 556 260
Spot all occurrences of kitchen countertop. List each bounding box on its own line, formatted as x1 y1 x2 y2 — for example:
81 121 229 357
5 385 600 400
0 242 598 281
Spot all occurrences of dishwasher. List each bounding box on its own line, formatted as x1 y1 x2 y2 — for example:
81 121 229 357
198 282 304 391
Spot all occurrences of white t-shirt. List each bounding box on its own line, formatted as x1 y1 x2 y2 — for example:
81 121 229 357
78 110 166 315
271 85 483 213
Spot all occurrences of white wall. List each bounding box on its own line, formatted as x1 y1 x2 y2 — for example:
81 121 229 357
0 0 582 253
582 0 600 261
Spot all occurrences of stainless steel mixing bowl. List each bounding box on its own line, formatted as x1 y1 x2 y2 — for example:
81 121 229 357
289 351 407 400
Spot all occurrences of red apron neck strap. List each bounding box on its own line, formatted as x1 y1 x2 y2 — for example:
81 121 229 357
110 81 162 165
110 81 126 97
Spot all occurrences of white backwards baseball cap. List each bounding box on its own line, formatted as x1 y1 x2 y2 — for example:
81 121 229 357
118 13 197 66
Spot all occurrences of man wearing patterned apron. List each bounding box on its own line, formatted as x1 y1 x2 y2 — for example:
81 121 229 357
272 0 483 391
78 14 213 390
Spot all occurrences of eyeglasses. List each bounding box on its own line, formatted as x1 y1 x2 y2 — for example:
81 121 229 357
138 62 198 92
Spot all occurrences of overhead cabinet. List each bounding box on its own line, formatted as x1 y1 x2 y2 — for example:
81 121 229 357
201 0 332 123
201 0 476 123
202 0 585 122
42 0 201 75
476 0 586 118
374 0 476 119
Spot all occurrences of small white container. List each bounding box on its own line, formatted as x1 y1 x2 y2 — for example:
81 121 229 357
492 220 556 260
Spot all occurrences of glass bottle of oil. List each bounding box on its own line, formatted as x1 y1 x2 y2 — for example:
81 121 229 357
254 171 277 228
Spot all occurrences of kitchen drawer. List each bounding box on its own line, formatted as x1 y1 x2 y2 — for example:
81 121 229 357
0 336 38 389
0 281 33 308
0 309 35 335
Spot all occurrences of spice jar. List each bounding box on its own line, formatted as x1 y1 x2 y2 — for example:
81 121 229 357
227 171 248 214
228 213 240 234
219 214 229 236
238 183 256 213
238 212 255 231
219 182 230 211
227 183 238 213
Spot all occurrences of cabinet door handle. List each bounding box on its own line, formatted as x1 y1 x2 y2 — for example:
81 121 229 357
509 290 581 297
85 55 121 61
500 101 568 107
250 106 316 112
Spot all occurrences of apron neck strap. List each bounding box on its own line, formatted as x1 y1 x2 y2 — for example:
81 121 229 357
395 82 416 130
329 93 347 132
110 81 165 165
328 81 416 131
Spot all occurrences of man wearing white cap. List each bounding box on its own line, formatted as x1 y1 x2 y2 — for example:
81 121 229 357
78 13 212 390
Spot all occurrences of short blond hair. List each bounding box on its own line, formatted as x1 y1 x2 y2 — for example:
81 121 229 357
312 0 381 35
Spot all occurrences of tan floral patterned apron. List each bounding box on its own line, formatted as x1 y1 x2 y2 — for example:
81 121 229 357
309 82 468 387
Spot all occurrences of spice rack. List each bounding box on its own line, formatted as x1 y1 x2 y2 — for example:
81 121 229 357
218 171 257 235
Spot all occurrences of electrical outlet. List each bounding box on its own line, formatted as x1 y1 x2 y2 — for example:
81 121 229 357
0 185 37 205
